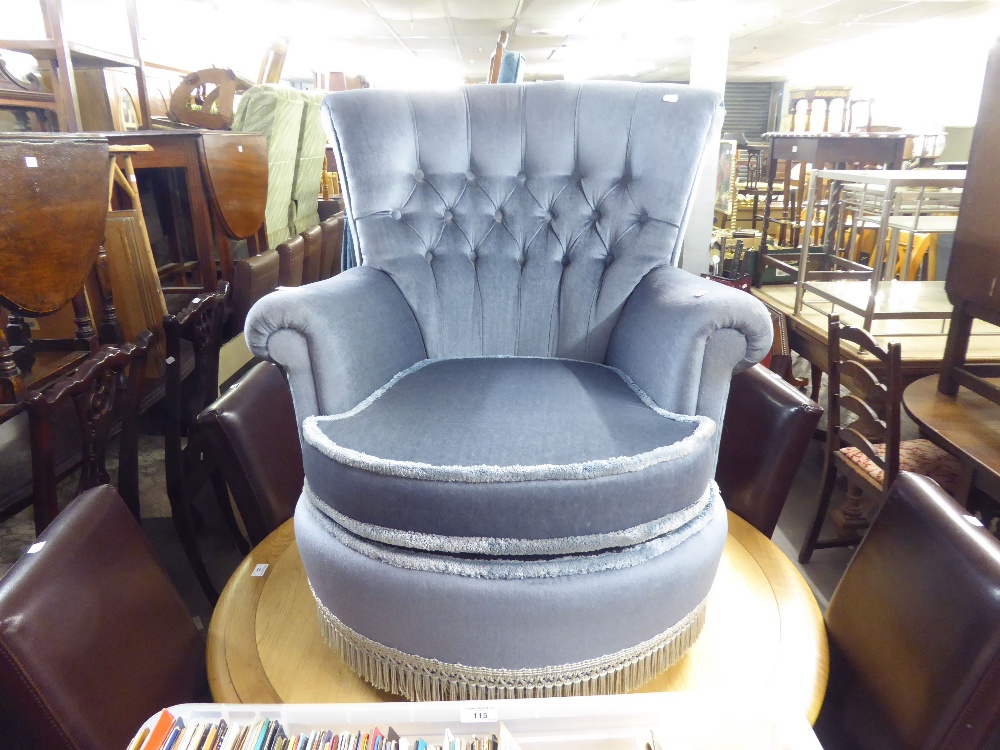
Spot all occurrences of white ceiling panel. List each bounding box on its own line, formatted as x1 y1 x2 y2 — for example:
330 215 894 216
445 0 521 20
399 37 458 51
853 0 983 23
451 17 515 36
386 17 453 37
509 34 570 50
365 0 446 20
457 35 506 52
518 0 597 22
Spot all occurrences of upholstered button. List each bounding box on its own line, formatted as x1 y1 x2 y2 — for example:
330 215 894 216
517 171 527 184
591 210 601 222
545 211 555 222
470 251 477 262
571 169 582 182
425 250 434 262
518 254 526 266
605 253 614 266
639 210 649 224
443 210 454 223
414 168 425 182
561 255 570 267
494 210 504 223
391 209 402 220
465 170 476 182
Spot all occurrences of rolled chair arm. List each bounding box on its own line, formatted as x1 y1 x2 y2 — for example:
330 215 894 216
246 266 427 420
606 265 773 434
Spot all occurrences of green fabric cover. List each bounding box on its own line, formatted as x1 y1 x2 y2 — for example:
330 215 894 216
233 84 303 249
293 91 329 235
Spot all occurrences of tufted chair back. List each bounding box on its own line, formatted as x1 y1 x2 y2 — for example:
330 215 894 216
324 81 723 362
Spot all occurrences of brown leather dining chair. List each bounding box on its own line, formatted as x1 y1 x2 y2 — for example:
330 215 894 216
716 364 823 538
815 472 1000 750
0 484 206 750
276 234 306 287
197 360 302 546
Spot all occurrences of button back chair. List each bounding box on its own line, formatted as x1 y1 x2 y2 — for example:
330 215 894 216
799 314 961 562
247 81 773 699
816 472 1000 750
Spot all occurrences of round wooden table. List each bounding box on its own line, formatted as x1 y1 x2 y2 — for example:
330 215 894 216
207 511 829 722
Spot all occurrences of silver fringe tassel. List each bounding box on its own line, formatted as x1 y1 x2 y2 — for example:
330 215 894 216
310 588 708 701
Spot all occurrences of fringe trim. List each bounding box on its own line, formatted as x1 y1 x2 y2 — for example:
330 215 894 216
304 479 716 561
311 588 707 701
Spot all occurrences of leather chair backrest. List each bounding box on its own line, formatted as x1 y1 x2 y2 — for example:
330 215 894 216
233 249 280 333
0 485 204 750
324 82 723 361
197 361 302 545
820 472 1000 750
320 214 344 280
716 364 822 537
277 234 305 287
301 224 323 285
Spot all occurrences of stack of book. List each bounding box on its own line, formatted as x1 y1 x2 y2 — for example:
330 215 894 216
129 710 519 750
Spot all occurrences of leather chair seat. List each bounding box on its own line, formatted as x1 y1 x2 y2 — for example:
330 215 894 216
302 356 715 550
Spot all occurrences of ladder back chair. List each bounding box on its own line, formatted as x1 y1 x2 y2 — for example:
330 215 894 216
800 314 961 562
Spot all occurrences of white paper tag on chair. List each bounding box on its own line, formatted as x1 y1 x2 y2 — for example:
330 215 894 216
964 515 985 527
662 94 679 103
26 542 45 554
252 563 269 577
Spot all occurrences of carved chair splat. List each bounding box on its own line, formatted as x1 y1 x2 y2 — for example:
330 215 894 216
26 331 151 534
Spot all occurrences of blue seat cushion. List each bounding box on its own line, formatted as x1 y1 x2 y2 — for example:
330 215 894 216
302 357 716 552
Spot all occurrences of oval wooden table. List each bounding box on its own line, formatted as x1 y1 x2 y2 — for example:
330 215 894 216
207 511 829 723
903 374 1000 501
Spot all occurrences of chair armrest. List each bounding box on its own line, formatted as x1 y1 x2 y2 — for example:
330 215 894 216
606 265 773 430
245 266 427 420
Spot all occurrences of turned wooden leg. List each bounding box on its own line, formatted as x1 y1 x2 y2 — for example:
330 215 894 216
0 309 25 403
831 481 872 537
71 289 98 351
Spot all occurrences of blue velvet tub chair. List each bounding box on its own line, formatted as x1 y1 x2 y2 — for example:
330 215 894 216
246 81 772 700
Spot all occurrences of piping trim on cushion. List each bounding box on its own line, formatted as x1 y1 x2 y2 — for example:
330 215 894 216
300 483 722 579
310 584 708 701
303 356 715 484
304 478 714 556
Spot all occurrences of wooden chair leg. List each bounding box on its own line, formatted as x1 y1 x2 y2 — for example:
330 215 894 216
799 461 838 564
211 467 250 555
169 483 219 605
831 481 872 537
809 364 823 404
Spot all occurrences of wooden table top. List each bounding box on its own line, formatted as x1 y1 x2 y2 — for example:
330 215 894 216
753 284 1000 377
207 512 829 723
903 375 1000 485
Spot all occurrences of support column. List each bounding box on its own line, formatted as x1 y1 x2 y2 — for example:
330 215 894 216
680 2 729 275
